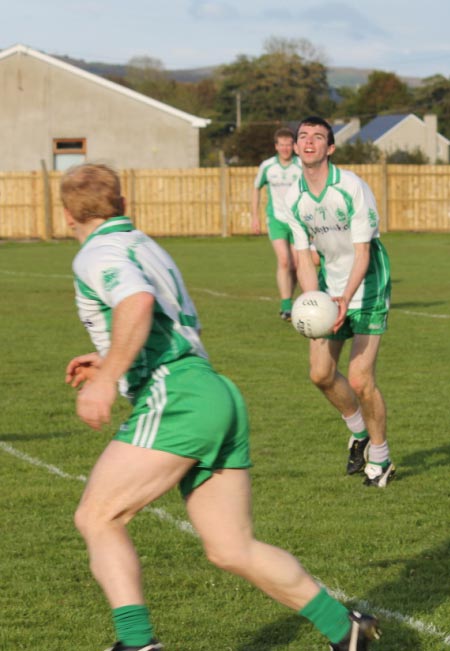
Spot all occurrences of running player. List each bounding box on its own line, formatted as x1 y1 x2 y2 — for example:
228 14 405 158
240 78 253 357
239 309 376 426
62 163 381 651
252 128 303 320
286 116 395 487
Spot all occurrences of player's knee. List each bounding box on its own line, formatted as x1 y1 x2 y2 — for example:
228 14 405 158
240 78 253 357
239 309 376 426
74 499 130 538
204 543 249 574
348 373 374 400
310 366 334 389
74 501 92 537
277 257 290 271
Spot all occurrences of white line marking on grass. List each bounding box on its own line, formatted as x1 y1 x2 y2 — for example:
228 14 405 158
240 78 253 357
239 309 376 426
396 309 450 319
1 271 448 319
193 287 273 301
1 441 449 646
329 586 450 646
0 441 88 481
0 441 195 536
0 269 73 279
193 287 450 319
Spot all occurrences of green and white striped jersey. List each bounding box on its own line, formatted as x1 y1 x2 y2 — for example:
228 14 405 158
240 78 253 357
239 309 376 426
285 164 390 310
254 155 302 222
73 216 208 399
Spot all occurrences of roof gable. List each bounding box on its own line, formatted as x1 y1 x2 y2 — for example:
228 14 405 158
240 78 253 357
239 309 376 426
349 114 408 143
0 44 210 128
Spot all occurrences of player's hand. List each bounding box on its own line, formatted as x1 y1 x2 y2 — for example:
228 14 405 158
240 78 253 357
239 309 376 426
251 217 261 235
65 353 103 388
332 296 348 333
76 376 117 430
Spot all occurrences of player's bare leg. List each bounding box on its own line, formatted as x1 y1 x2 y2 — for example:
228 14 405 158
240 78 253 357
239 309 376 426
74 441 196 607
308 338 359 417
289 242 299 293
271 238 296 316
348 334 386 445
186 468 378 646
186 468 320 609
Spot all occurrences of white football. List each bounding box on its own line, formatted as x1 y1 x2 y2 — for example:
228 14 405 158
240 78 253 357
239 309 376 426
291 291 338 338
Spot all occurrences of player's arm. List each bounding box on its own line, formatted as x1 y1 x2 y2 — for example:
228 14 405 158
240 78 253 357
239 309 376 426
296 248 319 292
251 187 261 234
76 292 154 430
333 242 370 332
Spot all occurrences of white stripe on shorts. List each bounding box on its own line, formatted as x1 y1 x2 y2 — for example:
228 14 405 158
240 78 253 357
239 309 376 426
132 366 169 448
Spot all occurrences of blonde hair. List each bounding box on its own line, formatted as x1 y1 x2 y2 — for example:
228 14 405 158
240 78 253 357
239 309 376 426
60 163 124 223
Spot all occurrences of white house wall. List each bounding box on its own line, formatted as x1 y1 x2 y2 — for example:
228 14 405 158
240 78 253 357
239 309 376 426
0 52 200 171
376 116 447 163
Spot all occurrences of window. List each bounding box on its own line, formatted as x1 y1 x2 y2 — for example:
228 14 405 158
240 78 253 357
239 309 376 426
53 138 87 171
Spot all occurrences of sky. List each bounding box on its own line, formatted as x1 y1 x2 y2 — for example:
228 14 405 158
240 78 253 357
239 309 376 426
1 0 450 79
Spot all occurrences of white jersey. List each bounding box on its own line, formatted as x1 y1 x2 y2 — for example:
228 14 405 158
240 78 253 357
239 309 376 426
254 155 302 222
73 216 208 399
285 164 390 309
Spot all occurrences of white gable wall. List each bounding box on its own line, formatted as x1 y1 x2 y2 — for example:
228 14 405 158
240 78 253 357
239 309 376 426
0 50 202 171
375 114 449 163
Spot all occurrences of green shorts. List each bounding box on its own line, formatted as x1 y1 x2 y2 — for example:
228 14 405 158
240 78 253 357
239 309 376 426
267 214 294 243
327 303 389 340
114 357 252 497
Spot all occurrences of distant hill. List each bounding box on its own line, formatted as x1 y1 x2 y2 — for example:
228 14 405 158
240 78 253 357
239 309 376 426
54 54 423 89
326 66 423 89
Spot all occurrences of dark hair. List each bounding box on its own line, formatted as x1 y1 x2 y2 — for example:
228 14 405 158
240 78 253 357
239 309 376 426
295 116 335 146
274 127 295 143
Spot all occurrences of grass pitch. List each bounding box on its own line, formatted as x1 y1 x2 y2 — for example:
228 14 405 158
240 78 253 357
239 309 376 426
0 233 449 651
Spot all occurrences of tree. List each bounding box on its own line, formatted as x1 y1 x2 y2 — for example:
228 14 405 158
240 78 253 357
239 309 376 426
263 36 328 65
332 140 382 164
214 39 333 127
222 123 280 165
412 74 450 140
386 148 429 164
339 71 412 123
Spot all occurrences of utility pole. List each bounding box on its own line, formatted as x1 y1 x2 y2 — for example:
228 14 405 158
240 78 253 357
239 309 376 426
236 91 241 129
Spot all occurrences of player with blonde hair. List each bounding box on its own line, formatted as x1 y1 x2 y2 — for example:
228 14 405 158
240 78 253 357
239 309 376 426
62 163 381 651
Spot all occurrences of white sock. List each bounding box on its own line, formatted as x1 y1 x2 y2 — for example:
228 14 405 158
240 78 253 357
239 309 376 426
342 408 367 434
342 409 368 448
368 441 390 466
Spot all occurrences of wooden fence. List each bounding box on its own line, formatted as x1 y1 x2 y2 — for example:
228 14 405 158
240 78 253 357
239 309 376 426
1 165 450 239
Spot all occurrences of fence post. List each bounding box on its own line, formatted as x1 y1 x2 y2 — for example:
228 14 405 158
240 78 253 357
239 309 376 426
381 156 389 232
40 159 53 240
129 169 136 221
219 150 228 237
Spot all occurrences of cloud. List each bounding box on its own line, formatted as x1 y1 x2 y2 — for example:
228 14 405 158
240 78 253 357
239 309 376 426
299 2 388 40
261 8 294 20
188 0 239 20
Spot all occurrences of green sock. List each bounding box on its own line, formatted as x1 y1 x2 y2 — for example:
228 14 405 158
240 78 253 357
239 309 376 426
299 588 350 644
354 429 368 440
112 604 153 647
281 298 292 312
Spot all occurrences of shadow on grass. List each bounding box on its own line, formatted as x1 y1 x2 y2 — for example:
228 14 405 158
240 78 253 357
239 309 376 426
369 539 450 614
398 444 450 480
364 539 450 650
236 613 303 651
235 607 424 650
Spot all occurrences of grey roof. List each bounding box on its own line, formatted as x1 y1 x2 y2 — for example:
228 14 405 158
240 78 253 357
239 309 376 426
332 123 347 135
349 114 407 143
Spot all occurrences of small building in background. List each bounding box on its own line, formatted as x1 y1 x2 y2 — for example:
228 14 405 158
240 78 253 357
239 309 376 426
332 114 449 163
0 44 210 172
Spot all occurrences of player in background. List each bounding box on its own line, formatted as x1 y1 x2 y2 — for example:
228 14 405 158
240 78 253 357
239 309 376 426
286 117 395 487
252 128 303 321
62 163 381 651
